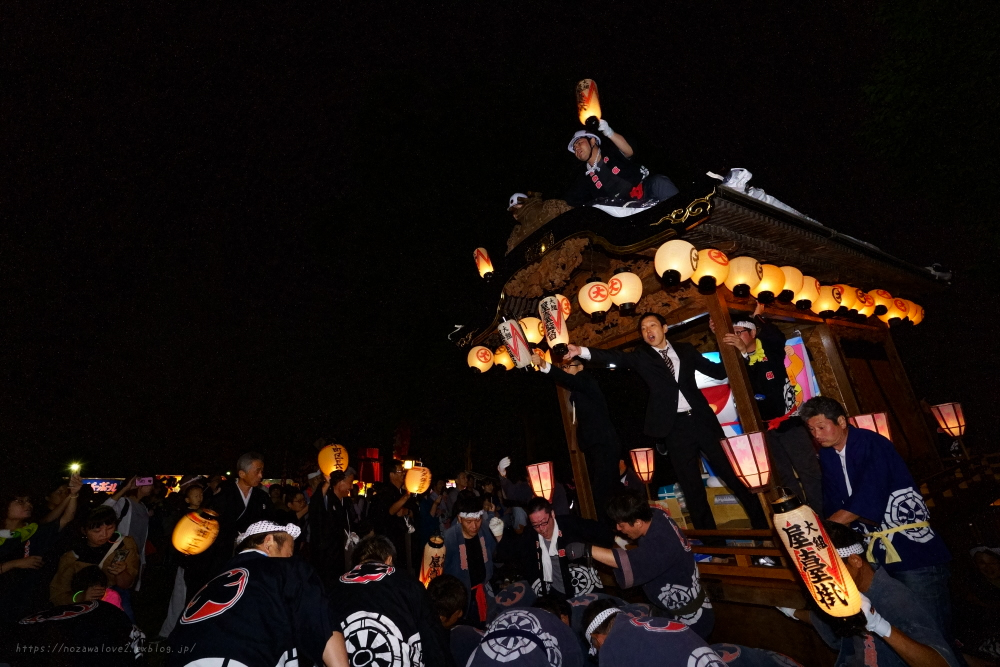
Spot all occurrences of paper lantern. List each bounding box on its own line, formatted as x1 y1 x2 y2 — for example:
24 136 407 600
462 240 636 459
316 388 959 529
578 277 611 319
772 494 863 618
575 79 602 125
750 264 786 304
467 346 494 373
654 239 698 286
909 303 925 325
811 286 842 317
723 256 762 298
833 285 859 313
930 402 965 438
473 247 494 279
691 249 730 293
796 276 820 310
855 292 877 318
171 509 220 556
405 466 432 494
498 319 533 368
538 296 570 356
849 413 891 441
868 289 894 316
556 294 572 320
778 266 804 303
519 317 545 345
526 461 555 501
493 345 515 371
719 432 771 492
899 299 919 323
318 444 350 475
608 270 643 313
419 534 446 587
877 298 908 325
629 448 656 484
358 448 382 484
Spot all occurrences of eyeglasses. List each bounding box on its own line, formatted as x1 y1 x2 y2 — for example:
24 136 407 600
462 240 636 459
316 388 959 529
733 328 750 335
530 516 551 530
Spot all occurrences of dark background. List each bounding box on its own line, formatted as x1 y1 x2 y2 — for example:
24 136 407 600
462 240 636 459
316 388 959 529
3 2 997 483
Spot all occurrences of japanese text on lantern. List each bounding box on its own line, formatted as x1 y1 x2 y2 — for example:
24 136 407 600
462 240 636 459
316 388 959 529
781 519 850 612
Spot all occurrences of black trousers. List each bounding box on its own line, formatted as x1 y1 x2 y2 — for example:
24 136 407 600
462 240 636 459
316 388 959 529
584 443 620 524
661 411 769 530
766 424 824 516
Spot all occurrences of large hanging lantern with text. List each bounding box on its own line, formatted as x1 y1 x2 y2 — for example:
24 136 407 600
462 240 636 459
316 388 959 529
877 298 908 325
796 276 820 310
654 240 698 286
498 319 533 368
526 461 555 501
538 296 570 355
750 264 786 304
473 247 494 279
518 317 545 345
467 346 494 373
772 494 863 618
576 79 602 125
719 432 772 492
930 402 965 438
405 466 432 494
318 444 350 475
691 249 730 293
868 289 894 316
811 286 842 318
172 509 220 556
849 413 891 441
629 448 656 483
778 266 804 303
493 345 515 371
608 269 643 314
578 277 612 320
420 534 446 587
724 256 763 298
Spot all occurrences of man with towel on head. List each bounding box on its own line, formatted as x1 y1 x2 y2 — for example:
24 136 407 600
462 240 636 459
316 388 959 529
443 495 505 627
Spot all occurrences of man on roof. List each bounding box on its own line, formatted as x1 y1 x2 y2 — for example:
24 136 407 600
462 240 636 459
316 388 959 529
564 120 678 207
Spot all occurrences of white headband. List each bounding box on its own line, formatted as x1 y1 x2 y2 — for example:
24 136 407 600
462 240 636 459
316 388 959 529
236 520 301 545
585 608 621 654
836 543 864 558
458 511 484 519
733 320 757 332
307 471 323 480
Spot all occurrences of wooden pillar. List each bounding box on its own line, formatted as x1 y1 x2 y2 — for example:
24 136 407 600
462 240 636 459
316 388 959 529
815 324 861 415
703 291 766 433
556 384 597 520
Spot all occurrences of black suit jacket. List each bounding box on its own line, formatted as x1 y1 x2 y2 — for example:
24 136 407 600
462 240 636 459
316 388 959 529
545 366 619 452
588 342 726 438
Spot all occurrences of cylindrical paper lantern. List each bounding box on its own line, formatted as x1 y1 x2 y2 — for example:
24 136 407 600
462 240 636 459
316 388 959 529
772 494 863 618
724 257 763 298
750 264 786 304
796 276 820 311
498 319 533 368
868 289 894 317
526 461 555 501
575 79 602 125
691 249 730 293
538 296 570 356
493 345 515 371
855 292 877 318
467 346 494 373
608 270 643 313
778 266 804 303
833 285 859 313
654 240 698 285
719 432 771 492
556 294 572 320
518 317 544 345
318 444 350 475
419 534 446 587
877 298 908 324
172 509 220 556
849 413 891 441
629 448 655 483
405 466 432 494
578 278 611 318
473 247 494 279
811 286 842 317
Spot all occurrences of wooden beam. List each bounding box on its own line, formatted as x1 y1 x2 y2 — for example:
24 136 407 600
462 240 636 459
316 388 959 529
703 290 766 434
555 384 597 520
815 324 861 415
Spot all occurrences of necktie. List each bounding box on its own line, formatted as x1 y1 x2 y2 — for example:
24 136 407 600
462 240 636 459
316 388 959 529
658 348 675 378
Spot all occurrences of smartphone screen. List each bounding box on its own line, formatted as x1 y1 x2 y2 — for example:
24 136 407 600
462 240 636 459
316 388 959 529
112 549 129 564
135 477 153 487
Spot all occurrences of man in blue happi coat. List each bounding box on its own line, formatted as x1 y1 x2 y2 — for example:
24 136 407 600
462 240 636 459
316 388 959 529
800 397 953 643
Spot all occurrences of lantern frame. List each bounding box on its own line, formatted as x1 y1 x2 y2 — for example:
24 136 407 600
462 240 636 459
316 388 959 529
719 431 772 492
848 413 891 441
929 402 965 438
526 461 555 501
629 448 656 483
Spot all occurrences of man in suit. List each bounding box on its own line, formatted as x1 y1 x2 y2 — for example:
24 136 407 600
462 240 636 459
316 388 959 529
564 312 768 529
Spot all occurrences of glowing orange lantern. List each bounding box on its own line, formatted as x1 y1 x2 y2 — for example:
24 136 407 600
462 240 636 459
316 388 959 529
930 402 965 438
751 264 786 304
811 286 842 317
724 256 763 298
833 285 859 313
868 289 894 316
405 466 432 494
538 296 570 355
526 461 555 501
796 276 820 310
878 298 908 325
849 413 891 441
519 316 544 345
629 448 656 483
855 292 877 318
467 346 494 373
172 509 220 556
473 247 494 279
654 239 698 286
608 270 643 314
909 303 925 325
498 319 533 368
772 494 863 618
576 79 602 125
691 249 730 293
578 277 612 319
318 443 350 475
493 345 515 371
719 432 772 492
778 266 804 303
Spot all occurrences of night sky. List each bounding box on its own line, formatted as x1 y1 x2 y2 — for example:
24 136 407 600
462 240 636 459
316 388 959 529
4 3 997 481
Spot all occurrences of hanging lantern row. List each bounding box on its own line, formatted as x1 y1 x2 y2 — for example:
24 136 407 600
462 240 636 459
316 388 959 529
468 292 574 372
651 239 926 325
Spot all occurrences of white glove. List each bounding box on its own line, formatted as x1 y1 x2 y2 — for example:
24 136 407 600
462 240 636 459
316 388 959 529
498 457 511 477
489 517 505 537
614 536 630 549
861 594 891 638
775 607 798 621
598 119 614 138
